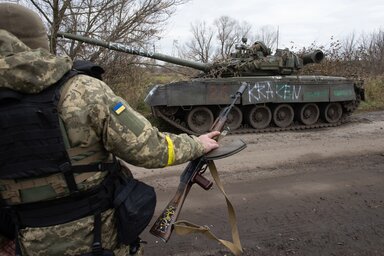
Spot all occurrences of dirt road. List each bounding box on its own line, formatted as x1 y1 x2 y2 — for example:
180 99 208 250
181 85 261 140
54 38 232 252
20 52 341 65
132 111 384 256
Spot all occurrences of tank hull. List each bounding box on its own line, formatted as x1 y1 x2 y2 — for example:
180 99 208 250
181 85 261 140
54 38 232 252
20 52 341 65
145 76 364 135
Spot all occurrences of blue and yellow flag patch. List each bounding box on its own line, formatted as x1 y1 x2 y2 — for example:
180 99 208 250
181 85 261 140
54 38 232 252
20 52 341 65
113 102 126 115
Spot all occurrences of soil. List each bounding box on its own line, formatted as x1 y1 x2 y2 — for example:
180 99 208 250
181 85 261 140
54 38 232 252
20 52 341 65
131 111 384 256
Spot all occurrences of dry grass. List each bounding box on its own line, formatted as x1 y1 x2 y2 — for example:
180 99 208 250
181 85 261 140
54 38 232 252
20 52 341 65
359 77 384 111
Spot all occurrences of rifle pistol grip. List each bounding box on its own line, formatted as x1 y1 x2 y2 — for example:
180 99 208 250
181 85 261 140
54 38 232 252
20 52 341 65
192 173 213 190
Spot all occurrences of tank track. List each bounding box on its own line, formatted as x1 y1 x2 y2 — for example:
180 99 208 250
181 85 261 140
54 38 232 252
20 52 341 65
154 107 351 136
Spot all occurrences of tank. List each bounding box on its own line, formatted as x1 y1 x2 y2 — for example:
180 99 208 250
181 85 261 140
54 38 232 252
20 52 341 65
57 33 365 135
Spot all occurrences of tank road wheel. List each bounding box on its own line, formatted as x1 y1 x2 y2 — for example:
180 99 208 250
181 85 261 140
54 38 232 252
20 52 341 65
247 105 272 129
224 105 243 131
299 103 320 125
187 107 214 134
323 102 343 123
273 104 294 128
159 106 179 116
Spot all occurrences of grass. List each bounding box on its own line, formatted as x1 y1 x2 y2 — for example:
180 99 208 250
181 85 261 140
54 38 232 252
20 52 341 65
358 77 384 112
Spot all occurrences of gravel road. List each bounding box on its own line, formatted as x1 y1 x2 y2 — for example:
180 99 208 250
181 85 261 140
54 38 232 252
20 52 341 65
131 111 384 256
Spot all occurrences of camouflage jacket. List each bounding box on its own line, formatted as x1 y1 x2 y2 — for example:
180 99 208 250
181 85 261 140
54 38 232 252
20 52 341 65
0 30 205 255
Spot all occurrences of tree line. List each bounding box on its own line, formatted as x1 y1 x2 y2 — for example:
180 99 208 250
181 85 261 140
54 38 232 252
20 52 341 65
20 0 383 78
179 17 383 79
178 16 278 63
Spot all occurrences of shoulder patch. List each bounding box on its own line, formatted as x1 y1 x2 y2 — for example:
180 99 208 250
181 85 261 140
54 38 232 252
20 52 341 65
111 100 146 137
113 101 126 115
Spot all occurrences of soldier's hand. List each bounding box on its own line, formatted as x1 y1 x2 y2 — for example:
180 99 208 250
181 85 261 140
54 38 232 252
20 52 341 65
198 131 220 153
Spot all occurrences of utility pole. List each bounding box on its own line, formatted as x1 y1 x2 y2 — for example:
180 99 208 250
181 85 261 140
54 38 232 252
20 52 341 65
276 26 280 50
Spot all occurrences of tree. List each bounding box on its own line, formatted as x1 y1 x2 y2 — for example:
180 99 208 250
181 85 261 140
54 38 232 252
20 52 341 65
341 32 358 61
360 29 384 75
182 16 280 62
17 0 189 109
214 16 251 59
25 0 70 55
183 21 214 63
252 25 278 51
23 0 187 61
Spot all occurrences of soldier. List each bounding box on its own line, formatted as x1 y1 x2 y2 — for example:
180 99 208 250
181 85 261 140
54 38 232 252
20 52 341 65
0 3 219 256
249 41 271 57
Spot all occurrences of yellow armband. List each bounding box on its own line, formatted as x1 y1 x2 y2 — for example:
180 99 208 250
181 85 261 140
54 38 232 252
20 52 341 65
165 135 175 166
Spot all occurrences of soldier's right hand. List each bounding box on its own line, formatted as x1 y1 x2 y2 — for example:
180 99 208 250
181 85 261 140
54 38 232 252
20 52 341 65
198 131 220 153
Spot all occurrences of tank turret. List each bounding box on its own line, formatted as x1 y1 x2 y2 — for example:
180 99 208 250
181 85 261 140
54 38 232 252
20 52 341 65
209 39 324 77
57 32 323 77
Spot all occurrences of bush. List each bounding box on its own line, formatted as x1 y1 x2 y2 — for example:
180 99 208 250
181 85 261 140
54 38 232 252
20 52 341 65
359 77 384 111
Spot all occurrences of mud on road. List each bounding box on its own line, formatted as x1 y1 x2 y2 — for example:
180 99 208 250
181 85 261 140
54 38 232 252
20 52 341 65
132 111 384 256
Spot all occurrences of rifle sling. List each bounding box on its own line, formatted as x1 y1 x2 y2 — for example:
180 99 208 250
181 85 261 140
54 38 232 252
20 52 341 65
173 161 243 256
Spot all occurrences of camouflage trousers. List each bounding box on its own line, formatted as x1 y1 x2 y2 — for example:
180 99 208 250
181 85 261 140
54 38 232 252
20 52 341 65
4 209 144 255
0 239 144 256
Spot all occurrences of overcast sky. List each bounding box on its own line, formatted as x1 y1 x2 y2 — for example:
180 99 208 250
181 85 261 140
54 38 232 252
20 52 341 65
157 0 384 55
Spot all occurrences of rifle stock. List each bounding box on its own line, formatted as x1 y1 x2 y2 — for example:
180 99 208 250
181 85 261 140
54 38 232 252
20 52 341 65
149 82 247 242
149 157 208 241
149 182 189 241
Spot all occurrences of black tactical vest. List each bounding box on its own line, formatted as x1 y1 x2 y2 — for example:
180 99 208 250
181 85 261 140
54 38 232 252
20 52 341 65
0 60 116 206
0 61 106 194
0 81 70 178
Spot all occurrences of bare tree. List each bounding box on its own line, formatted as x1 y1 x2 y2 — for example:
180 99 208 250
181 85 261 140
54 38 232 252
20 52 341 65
183 16 282 63
360 29 384 75
24 0 187 61
342 32 358 61
17 0 190 107
25 0 70 54
236 21 252 42
214 16 237 59
214 16 251 59
184 21 214 63
252 25 278 51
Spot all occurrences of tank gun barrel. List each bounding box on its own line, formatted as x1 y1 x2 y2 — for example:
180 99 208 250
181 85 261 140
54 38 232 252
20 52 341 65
56 32 210 72
301 50 325 65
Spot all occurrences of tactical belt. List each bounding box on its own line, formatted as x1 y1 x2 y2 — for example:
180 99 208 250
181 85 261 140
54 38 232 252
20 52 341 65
1 159 121 256
4 170 119 256
6 174 114 228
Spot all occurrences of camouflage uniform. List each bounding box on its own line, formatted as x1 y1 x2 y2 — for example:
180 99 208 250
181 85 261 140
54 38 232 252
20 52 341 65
0 29 205 255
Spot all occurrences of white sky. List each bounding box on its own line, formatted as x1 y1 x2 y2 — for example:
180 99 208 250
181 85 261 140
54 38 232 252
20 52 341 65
156 0 384 55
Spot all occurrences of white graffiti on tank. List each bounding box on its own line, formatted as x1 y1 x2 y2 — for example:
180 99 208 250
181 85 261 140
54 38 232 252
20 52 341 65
248 82 302 102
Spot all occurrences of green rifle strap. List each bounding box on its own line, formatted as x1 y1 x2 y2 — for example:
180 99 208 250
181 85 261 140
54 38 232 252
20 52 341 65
173 161 243 256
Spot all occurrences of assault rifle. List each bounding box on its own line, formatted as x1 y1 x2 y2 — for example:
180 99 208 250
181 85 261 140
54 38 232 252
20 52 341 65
150 83 247 246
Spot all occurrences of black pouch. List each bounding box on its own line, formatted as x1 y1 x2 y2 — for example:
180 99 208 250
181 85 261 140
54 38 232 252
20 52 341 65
113 174 156 245
80 249 114 256
0 209 15 239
